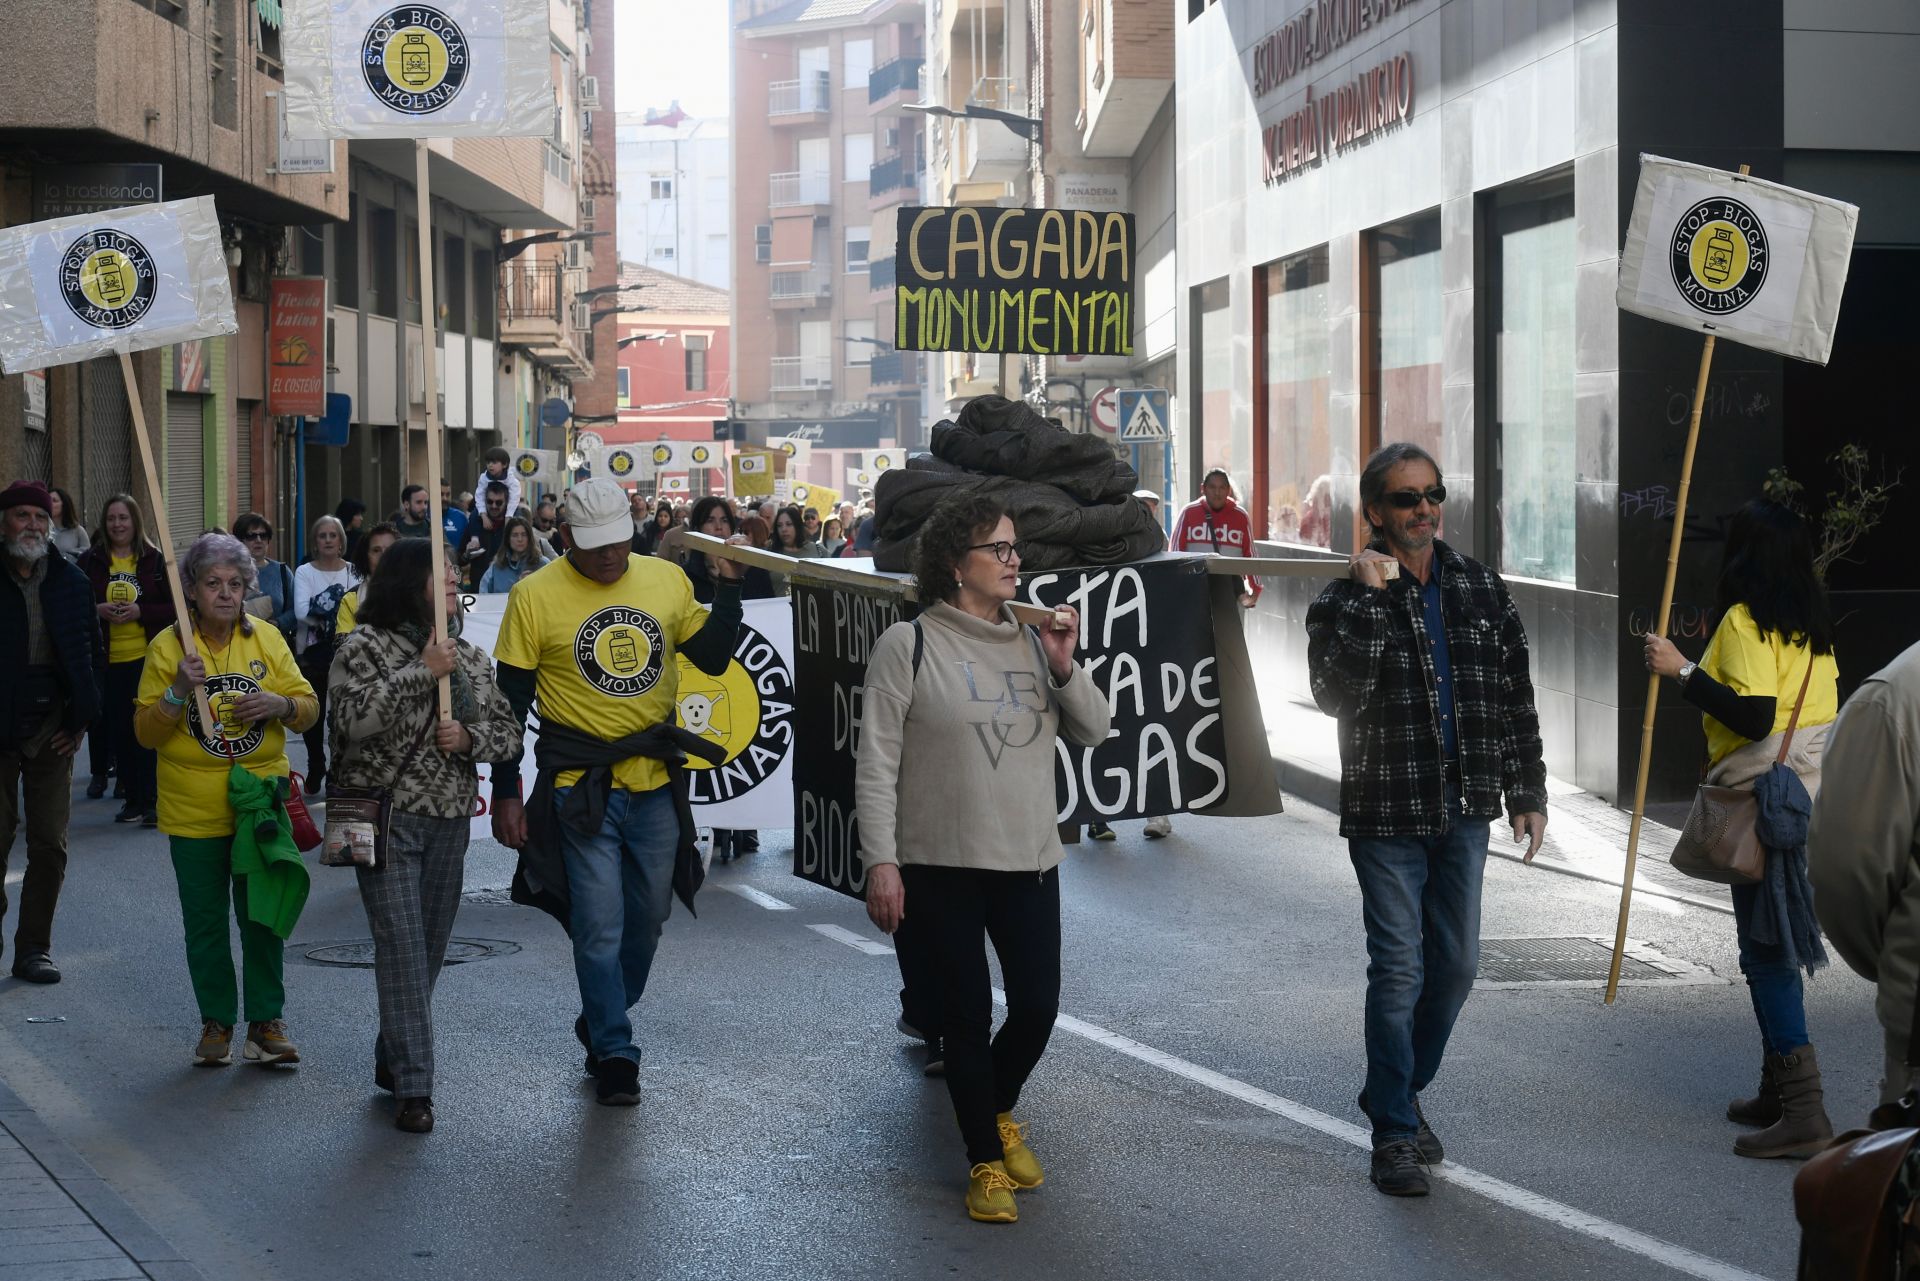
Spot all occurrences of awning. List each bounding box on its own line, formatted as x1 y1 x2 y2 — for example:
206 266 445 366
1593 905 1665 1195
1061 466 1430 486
256 0 282 29
770 215 813 267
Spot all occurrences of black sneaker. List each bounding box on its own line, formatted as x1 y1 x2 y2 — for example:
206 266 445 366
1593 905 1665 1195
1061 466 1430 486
574 1014 599 1076
86 776 107 799
114 802 143 824
1359 1089 1444 1164
1087 822 1117 841
1369 1139 1430 1196
140 809 157 829
112 779 126 800
923 1036 946 1078
594 1056 640 1106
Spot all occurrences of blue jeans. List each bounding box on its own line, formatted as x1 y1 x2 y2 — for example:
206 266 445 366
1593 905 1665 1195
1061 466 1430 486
555 785 679 1065
1348 802 1490 1143
1731 882 1809 1056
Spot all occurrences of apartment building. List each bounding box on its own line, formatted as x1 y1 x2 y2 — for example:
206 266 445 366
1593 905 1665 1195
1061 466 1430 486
617 111 732 289
612 262 730 449
732 0 926 457
0 0 345 547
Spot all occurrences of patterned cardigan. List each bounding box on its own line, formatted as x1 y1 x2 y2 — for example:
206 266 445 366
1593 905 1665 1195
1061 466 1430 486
1305 539 1547 838
326 624 521 821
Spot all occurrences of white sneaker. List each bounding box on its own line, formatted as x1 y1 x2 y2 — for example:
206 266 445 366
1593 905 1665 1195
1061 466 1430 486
1144 815 1173 839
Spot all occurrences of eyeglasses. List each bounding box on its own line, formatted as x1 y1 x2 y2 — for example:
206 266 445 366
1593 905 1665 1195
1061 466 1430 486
1384 486 1447 510
968 540 1017 565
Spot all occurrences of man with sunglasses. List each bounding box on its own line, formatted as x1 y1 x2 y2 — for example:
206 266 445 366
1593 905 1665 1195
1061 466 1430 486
1306 442 1548 1199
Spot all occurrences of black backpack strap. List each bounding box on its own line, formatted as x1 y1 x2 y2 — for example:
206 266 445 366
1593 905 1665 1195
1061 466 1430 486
910 617 924 678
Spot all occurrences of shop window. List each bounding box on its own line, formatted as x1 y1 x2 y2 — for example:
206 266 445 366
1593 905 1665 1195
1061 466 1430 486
1491 183 1577 583
1371 213 1442 459
1191 277 1249 521
1260 248 1331 547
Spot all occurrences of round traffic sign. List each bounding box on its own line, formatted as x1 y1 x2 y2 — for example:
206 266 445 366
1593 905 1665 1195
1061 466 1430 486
1090 386 1119 435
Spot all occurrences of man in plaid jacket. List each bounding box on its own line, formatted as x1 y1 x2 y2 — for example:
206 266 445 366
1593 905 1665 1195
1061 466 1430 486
1306 442 1548 1199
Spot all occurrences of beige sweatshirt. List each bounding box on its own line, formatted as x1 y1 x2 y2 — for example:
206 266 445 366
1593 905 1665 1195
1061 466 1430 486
855 600 1112 873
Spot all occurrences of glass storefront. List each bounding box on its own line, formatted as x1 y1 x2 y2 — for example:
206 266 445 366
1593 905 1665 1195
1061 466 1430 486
1372 213 1442 459
1259 248 1331 547
1193 278 1240 508
1491 183 1576 583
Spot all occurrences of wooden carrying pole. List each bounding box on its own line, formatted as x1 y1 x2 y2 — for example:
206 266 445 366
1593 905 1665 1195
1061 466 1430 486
414 141 453 718
117 350 213 731
1606 331 1718 1003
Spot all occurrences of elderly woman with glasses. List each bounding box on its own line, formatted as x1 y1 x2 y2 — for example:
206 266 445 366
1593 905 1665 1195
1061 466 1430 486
856 492 1109 1224
232 513 295 638
135 533 318 1068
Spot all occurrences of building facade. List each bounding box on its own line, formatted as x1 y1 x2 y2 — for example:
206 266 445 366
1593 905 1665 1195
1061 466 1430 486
617 111 732 289
1177 0 1920 802
612 262 731 451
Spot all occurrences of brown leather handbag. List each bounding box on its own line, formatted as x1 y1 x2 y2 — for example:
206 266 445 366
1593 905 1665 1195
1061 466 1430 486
1795 989 1920 1279
1669 663 1814 885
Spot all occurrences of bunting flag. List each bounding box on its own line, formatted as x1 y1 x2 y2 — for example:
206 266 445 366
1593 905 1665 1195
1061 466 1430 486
0 196 237 374
646 439 721 473
1617 155 1858 365
282 0 554 140
598 444 645 483
659 474 692 497
510 447 559 487
732 451 774 498
769 436 812 468
686 440 722 472
863 449 903 473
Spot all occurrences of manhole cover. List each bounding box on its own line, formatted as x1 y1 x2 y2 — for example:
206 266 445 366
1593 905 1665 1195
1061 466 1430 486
291 938 521 969
1476 936 1722 989
461 887 515 906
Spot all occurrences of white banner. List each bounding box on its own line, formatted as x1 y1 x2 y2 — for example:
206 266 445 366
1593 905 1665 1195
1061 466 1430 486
863 449 904 473
645 440 723 473
511 447 559 487
659 474 692 496
846 467 876 492
769 436 812 468
283 0 554 140
463 594 795 837
1617 155 1858 365
598 444 646 484
0 197 237 374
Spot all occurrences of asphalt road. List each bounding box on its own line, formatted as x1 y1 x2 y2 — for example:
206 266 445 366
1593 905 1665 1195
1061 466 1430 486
0 782 1882 1281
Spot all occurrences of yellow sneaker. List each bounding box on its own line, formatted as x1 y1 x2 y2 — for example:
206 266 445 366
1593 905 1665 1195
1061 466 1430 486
966 1161 1019 1223
996 1113 1044 1189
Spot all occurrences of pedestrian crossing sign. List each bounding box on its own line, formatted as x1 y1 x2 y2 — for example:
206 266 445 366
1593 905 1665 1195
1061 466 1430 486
1117 388 1170 442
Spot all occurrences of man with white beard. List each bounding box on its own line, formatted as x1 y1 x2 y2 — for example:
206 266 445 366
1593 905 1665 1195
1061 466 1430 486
0 482 102 983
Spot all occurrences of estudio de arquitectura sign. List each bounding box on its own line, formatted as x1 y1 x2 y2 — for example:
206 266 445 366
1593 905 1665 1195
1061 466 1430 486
1251 0 1424 184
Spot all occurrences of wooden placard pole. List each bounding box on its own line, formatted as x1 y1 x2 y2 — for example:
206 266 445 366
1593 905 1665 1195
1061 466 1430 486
414 141 453 719
1210 556 1398 582
1605 161 1751 1004
117 350 214 731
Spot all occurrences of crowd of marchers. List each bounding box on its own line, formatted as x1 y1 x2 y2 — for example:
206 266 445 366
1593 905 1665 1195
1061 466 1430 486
0 440 1918 1225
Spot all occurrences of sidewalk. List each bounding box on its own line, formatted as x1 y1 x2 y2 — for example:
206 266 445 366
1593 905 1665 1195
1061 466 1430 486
1264 697 1728 914
0 1073 205 1281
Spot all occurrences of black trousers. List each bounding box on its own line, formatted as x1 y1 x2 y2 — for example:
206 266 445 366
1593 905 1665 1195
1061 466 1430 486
298 646 333 785
102 660 155 808
900 864 1061 1167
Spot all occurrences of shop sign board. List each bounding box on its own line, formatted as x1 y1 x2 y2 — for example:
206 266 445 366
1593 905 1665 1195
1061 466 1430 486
267 277 328 416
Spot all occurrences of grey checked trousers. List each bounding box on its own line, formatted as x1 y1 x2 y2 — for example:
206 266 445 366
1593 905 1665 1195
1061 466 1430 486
355 810 470 1099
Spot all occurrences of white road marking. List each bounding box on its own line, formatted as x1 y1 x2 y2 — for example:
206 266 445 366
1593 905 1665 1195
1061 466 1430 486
807 923 895 956
993 990 1770 1281
724 884 795 911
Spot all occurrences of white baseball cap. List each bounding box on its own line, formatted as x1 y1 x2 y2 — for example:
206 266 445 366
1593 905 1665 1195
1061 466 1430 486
564 477 636 550
1132 488 1161 504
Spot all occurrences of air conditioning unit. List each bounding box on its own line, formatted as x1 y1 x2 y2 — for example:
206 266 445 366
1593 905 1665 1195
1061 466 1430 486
570 302 591 330
579 76 600 110
755 242 771 264
754 224 772 245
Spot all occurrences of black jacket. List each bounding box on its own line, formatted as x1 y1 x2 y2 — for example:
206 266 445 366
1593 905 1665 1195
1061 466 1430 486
0 548 104 741
77 544 177 642
1305 539 1546 837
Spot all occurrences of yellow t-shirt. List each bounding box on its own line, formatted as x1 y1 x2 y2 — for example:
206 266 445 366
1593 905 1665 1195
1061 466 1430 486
136 620 314 838
337 588 358 635
494 554 709 793
105 554 146 664
1700 601 1840 767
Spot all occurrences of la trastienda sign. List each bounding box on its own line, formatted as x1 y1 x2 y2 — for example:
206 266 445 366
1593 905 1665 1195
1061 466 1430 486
1252 0 1423 185
894 206 1135 357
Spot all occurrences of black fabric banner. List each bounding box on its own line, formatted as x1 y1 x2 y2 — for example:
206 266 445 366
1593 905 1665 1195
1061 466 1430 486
893 206 1135 357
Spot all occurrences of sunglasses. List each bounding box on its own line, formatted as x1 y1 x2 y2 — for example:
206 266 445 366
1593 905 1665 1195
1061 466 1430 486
241 529 271 542
1383 486 1447 510
968 540 1017 565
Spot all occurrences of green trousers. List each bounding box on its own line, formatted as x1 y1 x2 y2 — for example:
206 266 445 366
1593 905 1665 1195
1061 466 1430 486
169 835 285 1026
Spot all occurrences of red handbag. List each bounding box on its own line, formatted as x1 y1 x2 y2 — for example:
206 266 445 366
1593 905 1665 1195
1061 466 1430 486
284 773 323 852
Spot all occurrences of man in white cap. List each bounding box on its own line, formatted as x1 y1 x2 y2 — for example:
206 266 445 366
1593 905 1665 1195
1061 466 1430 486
488 477 746 1106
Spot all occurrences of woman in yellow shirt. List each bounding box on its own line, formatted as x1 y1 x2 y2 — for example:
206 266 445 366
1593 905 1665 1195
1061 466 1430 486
77 495 174 825
1646 499 1839 1160
135 533 318 1069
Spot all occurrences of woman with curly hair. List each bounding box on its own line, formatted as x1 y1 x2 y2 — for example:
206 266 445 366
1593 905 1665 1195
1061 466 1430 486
855 491 1110 1224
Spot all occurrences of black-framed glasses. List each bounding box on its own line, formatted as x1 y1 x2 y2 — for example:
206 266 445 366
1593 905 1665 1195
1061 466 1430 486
1384 486 1447 510
968 540 1017 565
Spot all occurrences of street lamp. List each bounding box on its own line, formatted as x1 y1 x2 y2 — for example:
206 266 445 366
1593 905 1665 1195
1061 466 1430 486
900 101 1041 143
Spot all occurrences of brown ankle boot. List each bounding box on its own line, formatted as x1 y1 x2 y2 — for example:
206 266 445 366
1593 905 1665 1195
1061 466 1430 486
1733 1045 1833 1159
1726 1058 1782 1126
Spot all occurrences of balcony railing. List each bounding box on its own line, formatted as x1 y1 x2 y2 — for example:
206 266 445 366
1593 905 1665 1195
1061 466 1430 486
868 257 896 292
869 153 924 197
500 263 566 323
868 351 919 388
770 356 833 392
770 269 830 301
769 75 831 116
769 171 831 207
869 56 923 103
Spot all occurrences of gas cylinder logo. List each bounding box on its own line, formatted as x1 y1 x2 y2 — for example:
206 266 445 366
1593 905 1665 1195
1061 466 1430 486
58 230 158 331
1670 197 1768 315
574 605 666 697
515 452 540 477
361 6 470 116
607 450 636 478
